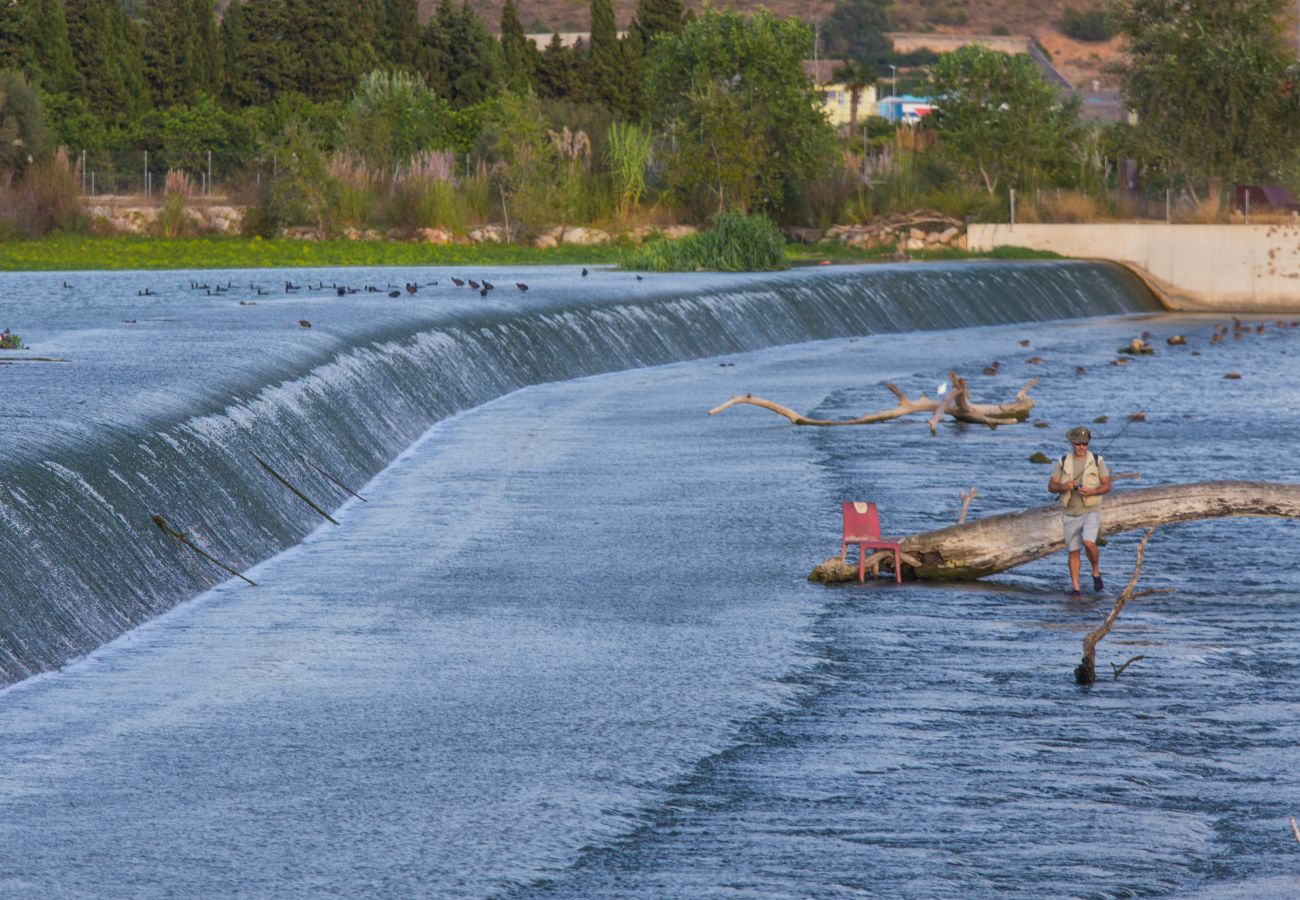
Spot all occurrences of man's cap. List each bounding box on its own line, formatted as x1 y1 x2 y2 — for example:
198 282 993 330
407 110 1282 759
1066 426 1091 444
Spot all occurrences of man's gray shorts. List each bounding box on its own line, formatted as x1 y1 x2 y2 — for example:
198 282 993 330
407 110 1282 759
1063 509 1101 551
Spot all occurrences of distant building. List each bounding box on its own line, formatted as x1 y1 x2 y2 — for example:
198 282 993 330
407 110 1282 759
885 32 1128 123
876 95 935 124
803 60 879 126
522 32 625 48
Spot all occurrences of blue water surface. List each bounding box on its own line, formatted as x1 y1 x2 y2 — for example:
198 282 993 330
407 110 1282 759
1 265 1297 897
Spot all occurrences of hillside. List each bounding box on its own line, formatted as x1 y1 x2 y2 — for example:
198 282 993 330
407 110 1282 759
436 0 1122 87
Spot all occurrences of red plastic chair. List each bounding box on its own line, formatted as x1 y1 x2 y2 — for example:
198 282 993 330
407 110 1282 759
840 501 903 584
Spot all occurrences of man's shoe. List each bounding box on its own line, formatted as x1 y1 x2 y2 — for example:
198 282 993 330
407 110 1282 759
1067 588 1082 598
1093 575 1104 592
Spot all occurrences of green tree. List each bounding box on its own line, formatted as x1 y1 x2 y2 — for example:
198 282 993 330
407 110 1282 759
282 0 382 101
831 57 875 130
499 0 537 93
189 0 220 91
143 0 198 106
341 69 450 170
221 0 295 106
1112 0 1300 196
419 0 499 108
4 0 77 94
384 0 421 71
478 90 559 233
926 45 1083 194
646 8 835 215
65 0 150 125
0 68 53 174
536 33 575 99
146 93 254 175
585 0 624 111
822 0 892 63
632 0 685 43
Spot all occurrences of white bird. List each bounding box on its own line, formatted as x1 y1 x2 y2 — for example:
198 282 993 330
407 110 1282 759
937 382 948 396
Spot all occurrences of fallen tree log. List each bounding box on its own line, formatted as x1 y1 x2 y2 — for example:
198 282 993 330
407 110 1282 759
710 373 1036 431
810 481 1300 582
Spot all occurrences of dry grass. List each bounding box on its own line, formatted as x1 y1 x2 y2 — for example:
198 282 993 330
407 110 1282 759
1036 190 1104 223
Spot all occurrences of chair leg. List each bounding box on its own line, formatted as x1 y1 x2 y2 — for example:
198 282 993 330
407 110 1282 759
893 550 902 584
858 544 865 583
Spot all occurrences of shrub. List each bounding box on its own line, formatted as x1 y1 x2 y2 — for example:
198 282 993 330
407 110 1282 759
625 210 786 271
1058 7 1116 42
0 147 83 238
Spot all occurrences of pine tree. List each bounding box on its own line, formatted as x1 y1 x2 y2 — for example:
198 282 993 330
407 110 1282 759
280 0 380 101
428 1 499 108
498 0 536 93
189 0 220 93
223 0 296 106
632 0 684 43
383 0 421 71
27 0 77 94
143 0 196 106
535 32 574 99
219 0 254 104
65 0 150 124
416 0 456 100
587 0 619 106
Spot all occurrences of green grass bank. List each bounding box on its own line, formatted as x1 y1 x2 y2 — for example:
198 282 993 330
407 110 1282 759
0 234 1062 272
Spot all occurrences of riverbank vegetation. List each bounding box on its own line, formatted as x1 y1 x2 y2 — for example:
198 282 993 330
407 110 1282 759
1 0 1296 268
0 231 1062 271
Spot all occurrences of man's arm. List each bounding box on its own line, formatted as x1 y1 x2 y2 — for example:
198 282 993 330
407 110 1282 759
1079 460 1111 497
1048 464 1074 494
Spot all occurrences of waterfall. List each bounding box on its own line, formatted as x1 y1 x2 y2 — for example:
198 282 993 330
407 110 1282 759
0 262 1159 684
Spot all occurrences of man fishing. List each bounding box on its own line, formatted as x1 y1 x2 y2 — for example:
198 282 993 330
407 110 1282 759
1048 426 1112 596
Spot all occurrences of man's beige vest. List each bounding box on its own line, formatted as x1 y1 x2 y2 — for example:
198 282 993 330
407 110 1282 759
1059 451 1103 509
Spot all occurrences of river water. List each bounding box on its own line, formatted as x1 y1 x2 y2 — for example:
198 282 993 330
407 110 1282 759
0 265 1298 897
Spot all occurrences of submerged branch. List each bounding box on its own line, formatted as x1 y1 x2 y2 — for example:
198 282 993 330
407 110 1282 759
710 374 1035 430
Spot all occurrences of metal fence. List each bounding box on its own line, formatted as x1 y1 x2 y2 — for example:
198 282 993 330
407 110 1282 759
72 149 276 200
1005 186 1299 225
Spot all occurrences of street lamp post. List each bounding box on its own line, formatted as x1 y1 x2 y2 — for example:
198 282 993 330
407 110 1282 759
889 64 897 98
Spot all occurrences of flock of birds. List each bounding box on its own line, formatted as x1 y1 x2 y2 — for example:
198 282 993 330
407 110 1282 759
81 266 651 329
973 317 1300 388
112 267 629 304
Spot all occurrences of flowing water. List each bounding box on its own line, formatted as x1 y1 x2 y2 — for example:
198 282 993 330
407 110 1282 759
1 263 1298 897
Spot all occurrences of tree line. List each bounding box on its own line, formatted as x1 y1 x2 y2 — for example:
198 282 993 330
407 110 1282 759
0 0 1297 239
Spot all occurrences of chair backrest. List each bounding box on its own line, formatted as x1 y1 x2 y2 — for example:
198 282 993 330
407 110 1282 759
842 500 881 541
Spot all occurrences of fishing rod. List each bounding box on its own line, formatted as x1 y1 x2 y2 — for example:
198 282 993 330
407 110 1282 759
1094 395 1154 458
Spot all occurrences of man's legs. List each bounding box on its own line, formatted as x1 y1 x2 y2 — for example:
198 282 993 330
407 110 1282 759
1083 540 1100 579
1081 510 1102 590
1067 548 1082 592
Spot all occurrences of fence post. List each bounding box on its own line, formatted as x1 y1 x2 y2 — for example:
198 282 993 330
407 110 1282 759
1009 188 1016 226
144 150 148 200
1244 190 1250 224
208 149 212 197
1165 189 1170 224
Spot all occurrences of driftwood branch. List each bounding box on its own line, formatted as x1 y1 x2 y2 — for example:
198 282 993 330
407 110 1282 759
1290 817 1300 845
1111 655 1146 678
1076 528 1164 685
958 486 978 524
153 514 257 587
254 454 340 525
710 374 1035 430
810 481 1300 583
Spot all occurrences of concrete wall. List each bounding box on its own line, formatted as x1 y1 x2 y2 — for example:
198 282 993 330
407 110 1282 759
969 223 1300 313
886 33 1032 55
